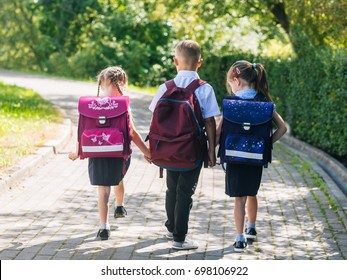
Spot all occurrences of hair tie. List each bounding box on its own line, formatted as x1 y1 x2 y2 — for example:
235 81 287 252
252 63 257 69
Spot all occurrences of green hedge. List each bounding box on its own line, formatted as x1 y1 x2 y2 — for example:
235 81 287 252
199 49 346 162
284 48 346 161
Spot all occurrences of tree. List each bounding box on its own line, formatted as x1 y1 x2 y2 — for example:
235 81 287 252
0 0 175 84
162 0 346 56
0 0 46 70
37 0 101 56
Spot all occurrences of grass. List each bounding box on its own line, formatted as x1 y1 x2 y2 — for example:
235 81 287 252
128 84 157 95
0 81 62 173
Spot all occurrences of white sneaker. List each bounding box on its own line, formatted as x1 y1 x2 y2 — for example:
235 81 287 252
165 231 173 240
172 238 199 250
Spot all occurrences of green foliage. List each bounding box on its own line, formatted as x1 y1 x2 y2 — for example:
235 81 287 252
0 82 61 169
200 43 346 161
266 37 346 160
0 0 346 162
0 83 60 122
285 46 347 160
0 0 174 86
285 0 347 50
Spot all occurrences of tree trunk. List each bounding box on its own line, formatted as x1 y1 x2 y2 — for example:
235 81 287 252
268 2 290 35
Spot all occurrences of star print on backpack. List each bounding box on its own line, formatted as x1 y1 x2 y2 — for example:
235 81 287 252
219 96 274 167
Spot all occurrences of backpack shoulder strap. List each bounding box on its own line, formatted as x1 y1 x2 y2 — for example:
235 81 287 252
224 95 240 100
186 79 206 93
165 79 176 91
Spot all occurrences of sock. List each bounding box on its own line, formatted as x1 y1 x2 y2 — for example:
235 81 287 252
101 223 110 230
247 222 256 229
236 234 245 242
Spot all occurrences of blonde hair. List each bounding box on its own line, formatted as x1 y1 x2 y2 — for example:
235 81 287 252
97 66 128 96
175 40 201 68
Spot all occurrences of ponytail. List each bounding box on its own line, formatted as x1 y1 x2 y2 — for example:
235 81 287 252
228 60 272 101
254 63 272 101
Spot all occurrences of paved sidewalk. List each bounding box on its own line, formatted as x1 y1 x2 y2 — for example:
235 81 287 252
0 71 346 260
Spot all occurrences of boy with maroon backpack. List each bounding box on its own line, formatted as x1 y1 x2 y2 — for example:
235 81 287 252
148 40 220 250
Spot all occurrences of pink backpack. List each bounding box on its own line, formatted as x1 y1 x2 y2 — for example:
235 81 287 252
77 95 132 160
148 79 207 176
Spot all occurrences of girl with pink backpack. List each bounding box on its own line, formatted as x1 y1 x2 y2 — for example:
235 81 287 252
69 66 151 240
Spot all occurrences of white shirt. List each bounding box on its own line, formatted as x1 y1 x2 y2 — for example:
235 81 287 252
149 70 221 119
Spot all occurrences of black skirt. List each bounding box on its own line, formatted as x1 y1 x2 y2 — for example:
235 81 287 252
225 163 263 197
88 157 131 186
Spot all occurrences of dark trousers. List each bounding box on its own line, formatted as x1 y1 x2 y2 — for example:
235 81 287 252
165 164 202 242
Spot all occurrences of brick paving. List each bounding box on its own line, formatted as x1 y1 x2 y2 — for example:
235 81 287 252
0 71 346 260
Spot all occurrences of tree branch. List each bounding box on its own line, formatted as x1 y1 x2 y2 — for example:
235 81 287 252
267 1 290 34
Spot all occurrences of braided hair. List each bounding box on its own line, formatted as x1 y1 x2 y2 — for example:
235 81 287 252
97 66 128 96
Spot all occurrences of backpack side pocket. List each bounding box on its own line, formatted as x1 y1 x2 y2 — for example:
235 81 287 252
81 128 124 158
223 133 266 165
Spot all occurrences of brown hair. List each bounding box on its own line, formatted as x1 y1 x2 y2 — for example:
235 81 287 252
175 40 201 68
227 60 272 101
97 66 128 96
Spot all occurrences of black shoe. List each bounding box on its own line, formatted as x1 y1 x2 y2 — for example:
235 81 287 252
233 241 248 252
245 228 257 239
97 229 110 240
114 206 127 218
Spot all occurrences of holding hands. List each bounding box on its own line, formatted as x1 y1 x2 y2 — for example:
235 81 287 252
68 152 79 161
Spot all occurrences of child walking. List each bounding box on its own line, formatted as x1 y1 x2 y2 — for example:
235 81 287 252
69 66 151 240
149 40 220 250
217 60 287 252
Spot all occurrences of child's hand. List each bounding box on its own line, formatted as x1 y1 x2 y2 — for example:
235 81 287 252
144 155 152 163
68 152 79 161
208 149 216 167
143 150 152 163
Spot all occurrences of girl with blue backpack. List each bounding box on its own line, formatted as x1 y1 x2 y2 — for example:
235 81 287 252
216 60 287 252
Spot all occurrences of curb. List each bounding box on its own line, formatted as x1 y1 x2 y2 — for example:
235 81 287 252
0 118 72 193
281 133 347 197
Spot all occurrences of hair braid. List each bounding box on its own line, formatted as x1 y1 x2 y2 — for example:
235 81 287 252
96 66 128 96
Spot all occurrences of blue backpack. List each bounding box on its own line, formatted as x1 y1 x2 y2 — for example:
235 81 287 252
219 95 274 167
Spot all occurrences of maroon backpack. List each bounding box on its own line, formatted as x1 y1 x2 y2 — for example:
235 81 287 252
77 95 132 161
148 79 207 175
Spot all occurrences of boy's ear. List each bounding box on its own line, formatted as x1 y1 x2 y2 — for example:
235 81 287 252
195 58 203 71
174 57 179 66
197 58 203 68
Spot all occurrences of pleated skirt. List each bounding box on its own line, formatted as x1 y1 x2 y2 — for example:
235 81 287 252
225 163 263 197
88 157 131 186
